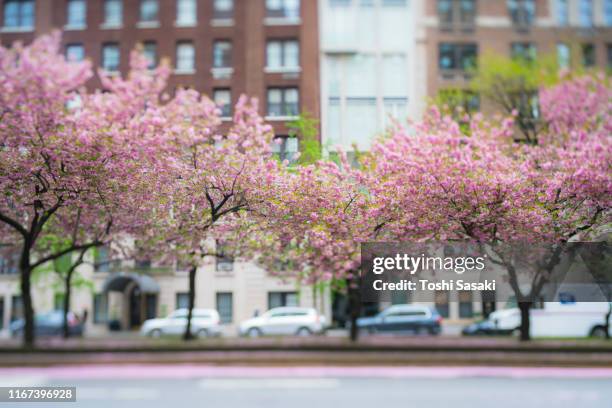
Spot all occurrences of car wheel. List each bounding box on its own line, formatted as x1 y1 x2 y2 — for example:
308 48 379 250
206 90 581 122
511 328 521 337
367 327 377 335
590 326 608 339
247 328 262 338
296 327 313 336
196 328 209 339
149 329 162 338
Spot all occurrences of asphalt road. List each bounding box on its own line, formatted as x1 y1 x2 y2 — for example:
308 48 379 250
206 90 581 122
2 365 612 408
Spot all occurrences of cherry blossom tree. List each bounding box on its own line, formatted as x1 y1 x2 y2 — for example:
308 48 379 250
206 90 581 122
369 74 611 340
0 34 165 347
130 88 280 339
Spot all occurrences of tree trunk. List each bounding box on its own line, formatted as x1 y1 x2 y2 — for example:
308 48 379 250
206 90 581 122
19 246 35 349
347 276 361 342
183 265 197 341
62 270 73 339
518 301 532 341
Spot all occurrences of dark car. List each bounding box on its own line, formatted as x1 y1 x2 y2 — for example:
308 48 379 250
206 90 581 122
356 304 442 335
461 319 513 336
9 310 84 338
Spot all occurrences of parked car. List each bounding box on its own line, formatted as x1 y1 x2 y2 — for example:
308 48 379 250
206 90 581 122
9 310 83 338
462 318 514 336
356 304 442 335
140 308 221 338
238 307 326 337
468 301 612 338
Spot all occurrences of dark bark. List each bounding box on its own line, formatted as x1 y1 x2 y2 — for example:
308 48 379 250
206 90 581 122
18 242 34 349
62 271 72 339
347 275 361 342
518 301 532 342
183 265 197 341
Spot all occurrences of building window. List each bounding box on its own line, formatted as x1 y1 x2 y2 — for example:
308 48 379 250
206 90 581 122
94 246 111 272
216 292 233 324
213 0 233 19
102 43 120 72
267 88 299 117
438 0 453 25
11 295 23 322
459 291 474 318
176 0 196 26
606 0 612 26
103 0 122 26
556 0 568 25
176 41 195 72
66 43 85 62
582 43 596 67
508 0 535 27
272 136 299 163
140 0 159 23
434 290 450 318
266 40 299 70
93 294 108 323
66 0 86 28
438 43 478 72
176 292 189 309
438 0 476 28
268 292 298 309
213 41 232 68
143 41 157 69
511 42 537 62
266 0 300 19
213 89 232 117
215 241 234 272
3 0 35 29
579 0 593 27
557 43 570 69
0 247 19 275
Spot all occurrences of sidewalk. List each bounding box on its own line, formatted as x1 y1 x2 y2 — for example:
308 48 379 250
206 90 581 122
1 336 611 367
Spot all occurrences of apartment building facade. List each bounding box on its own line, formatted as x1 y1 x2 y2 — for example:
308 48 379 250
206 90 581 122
0 0 321 153
423 0 612 108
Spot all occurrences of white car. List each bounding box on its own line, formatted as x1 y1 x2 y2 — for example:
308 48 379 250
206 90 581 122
238 307 326 337
140 308 222 338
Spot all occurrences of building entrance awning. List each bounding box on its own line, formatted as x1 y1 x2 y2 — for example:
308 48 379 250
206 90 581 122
102 273 160 293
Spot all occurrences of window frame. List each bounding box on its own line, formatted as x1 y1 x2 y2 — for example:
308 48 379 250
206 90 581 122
216 292 233 324
176 0 197 26
213 88 232 117
266 39 300 70
103 0 122 27
139 0 159 23
175 41 195 73
102 43 121 72
3 0 35 29
267 87 300 117
213 40 233 68
66 0 86 28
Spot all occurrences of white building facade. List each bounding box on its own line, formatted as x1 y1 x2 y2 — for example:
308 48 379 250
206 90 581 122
319 0 427 155
0 248 329 337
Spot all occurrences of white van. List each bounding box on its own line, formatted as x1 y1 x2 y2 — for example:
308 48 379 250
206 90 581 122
490 301 611 338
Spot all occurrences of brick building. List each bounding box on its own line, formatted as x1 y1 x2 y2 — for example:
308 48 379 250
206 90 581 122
0 0 321 158
421 0 612 108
